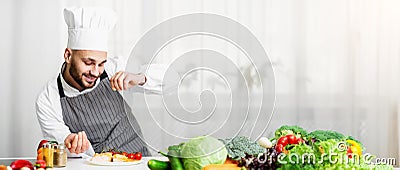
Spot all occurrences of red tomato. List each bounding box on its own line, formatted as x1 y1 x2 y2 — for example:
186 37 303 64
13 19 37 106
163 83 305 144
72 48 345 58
121 152 128 156
134 152 142 160
295 137 303 144
127 153 135 159
286 134 297 144
34 160 46 168
276 144 284 153
109 148 119 155
277 136 288 146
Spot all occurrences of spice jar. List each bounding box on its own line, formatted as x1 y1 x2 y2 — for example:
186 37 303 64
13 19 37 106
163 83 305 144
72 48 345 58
53 144 67 167
42 143 54 168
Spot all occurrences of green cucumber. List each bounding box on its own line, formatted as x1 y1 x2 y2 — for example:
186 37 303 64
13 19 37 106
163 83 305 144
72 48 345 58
160 146 184 170
167 151 184 170
147 159 170 170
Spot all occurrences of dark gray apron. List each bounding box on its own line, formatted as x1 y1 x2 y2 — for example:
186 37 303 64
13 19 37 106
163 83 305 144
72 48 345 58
57 71 150 155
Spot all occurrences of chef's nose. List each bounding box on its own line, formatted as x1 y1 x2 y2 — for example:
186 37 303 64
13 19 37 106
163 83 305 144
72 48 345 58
90 65 100 77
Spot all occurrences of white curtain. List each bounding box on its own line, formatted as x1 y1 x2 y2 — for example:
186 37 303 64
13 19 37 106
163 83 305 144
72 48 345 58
0 0 399 163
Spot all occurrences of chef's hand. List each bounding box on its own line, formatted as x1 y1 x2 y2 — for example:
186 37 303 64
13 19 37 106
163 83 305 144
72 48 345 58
110 71 146 91
64 131 91 154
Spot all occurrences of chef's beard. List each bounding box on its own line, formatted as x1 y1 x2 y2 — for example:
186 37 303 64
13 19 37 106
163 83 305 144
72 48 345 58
69 63 99 89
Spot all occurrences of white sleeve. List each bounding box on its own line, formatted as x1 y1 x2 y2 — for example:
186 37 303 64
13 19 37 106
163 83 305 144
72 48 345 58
134 64 180 94
108 56 180 94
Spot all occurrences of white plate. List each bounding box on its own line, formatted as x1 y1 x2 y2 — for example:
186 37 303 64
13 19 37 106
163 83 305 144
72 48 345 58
86 158 143 166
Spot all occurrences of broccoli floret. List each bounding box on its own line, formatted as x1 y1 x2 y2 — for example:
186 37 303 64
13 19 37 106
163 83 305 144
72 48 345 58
221 136 265 160
274 125 308 139
307 130 346 142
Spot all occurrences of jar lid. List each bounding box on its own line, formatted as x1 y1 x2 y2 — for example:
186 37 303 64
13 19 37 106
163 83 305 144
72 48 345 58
42 143 52 148
54 144 65 149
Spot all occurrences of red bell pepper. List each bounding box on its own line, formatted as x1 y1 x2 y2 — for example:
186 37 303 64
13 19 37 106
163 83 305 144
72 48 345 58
10 160 34 170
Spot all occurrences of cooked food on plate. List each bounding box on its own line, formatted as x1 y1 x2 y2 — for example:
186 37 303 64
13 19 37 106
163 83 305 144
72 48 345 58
91 149 142 162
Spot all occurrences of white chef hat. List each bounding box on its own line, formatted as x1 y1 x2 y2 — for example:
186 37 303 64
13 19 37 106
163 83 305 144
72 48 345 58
64 7 117 52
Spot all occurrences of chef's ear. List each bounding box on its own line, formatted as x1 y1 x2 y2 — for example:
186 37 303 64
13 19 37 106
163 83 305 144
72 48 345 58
64 48 72 63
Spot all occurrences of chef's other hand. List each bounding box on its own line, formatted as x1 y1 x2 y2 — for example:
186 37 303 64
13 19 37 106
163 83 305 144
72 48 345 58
110 71 146 91
64 131 91 154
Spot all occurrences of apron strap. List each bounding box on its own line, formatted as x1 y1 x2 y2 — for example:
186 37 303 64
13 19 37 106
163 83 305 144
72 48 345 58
100 71 108 80
57 71 109 98
57 75 66 98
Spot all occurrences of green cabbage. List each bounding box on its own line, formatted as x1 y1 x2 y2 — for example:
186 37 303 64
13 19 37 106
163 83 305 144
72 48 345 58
180 136 227 170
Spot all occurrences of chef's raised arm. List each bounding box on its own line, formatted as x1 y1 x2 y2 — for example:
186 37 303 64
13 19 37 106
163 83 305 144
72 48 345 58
106 56 179 94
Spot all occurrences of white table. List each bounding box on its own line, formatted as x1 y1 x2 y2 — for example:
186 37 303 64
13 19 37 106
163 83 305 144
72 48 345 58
0 157 167 170
63 157 168 170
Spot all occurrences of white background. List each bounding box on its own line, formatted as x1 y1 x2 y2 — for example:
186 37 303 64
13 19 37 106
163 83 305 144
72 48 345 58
0 0 399 165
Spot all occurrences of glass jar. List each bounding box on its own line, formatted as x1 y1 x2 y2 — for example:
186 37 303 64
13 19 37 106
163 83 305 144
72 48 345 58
42 143 54 168
53 144 67 167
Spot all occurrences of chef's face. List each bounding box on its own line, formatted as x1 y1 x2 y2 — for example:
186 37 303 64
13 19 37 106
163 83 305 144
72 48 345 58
66 49 107 90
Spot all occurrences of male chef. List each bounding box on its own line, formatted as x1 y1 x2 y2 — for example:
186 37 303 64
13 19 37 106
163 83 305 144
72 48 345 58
36 7 162 156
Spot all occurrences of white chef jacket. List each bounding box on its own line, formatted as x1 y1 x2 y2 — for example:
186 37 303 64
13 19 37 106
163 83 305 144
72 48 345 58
35 56 172 156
